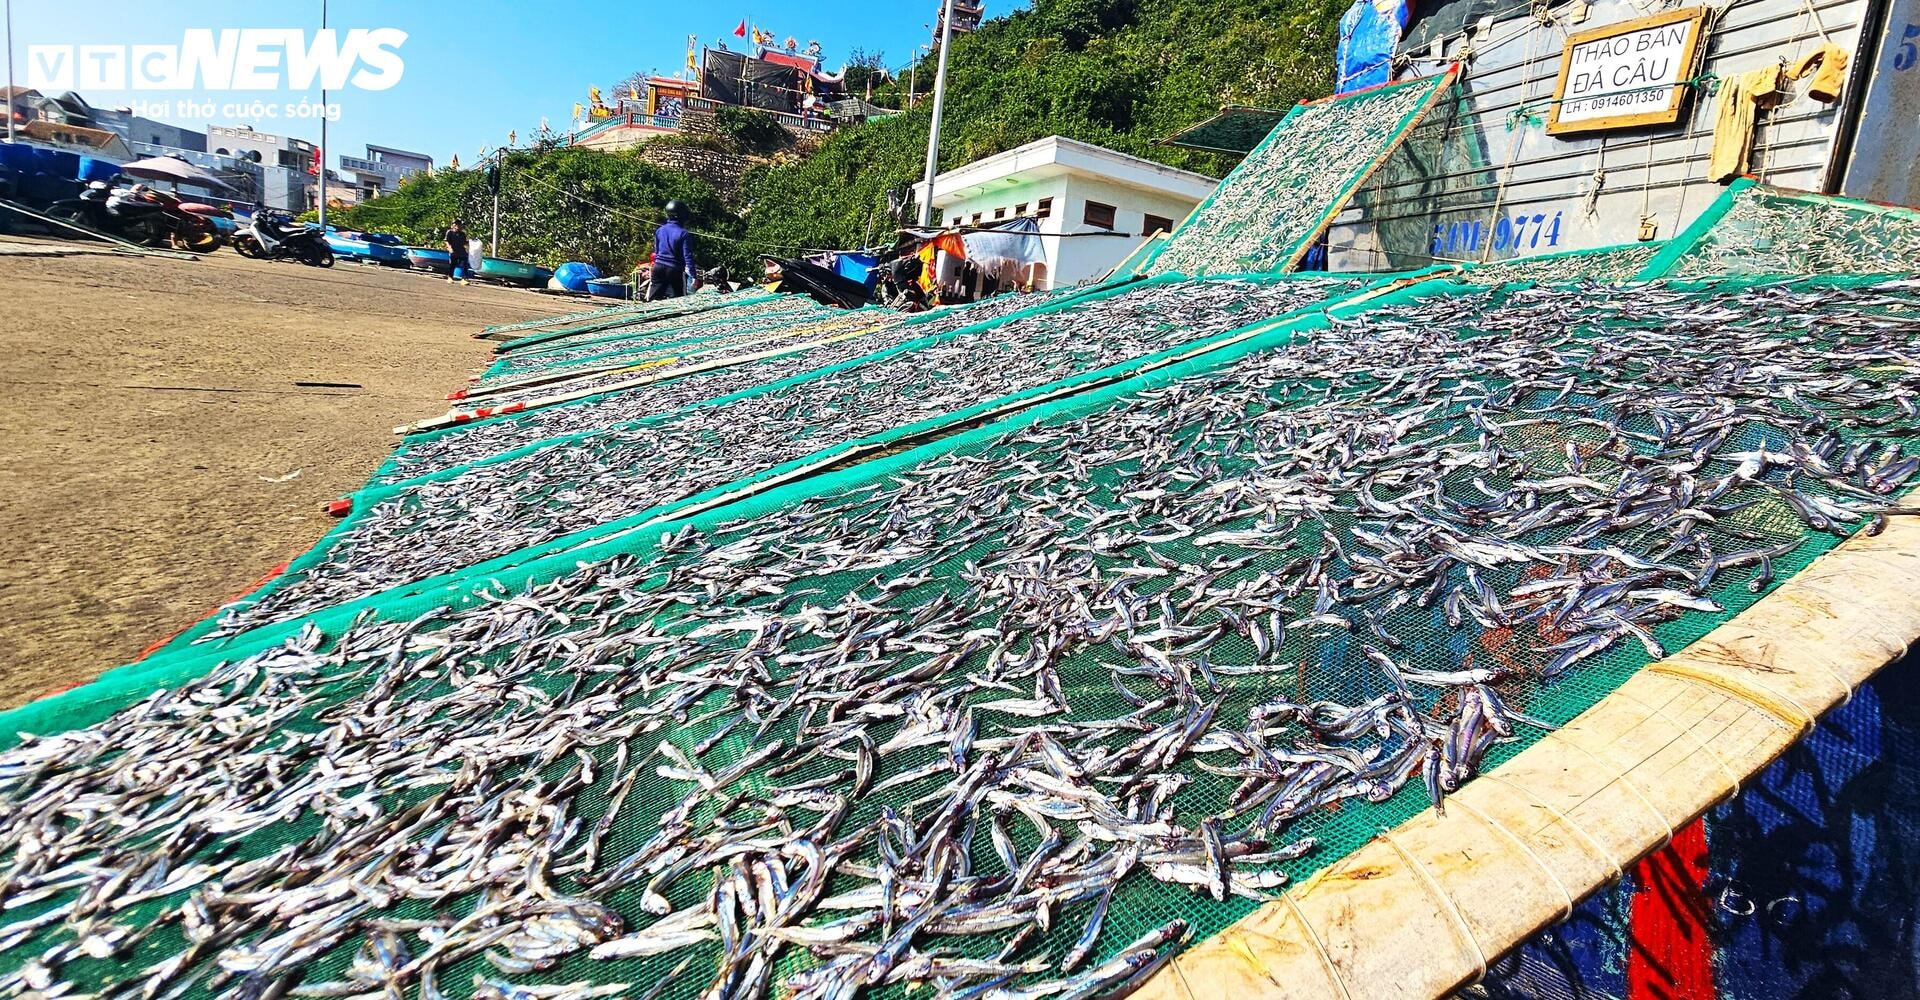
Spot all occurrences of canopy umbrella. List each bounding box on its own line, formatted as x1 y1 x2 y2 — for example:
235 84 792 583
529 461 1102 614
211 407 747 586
116 155 242 195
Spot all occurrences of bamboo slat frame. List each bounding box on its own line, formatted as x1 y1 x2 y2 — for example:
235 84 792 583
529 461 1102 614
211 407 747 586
1138 491 1920 999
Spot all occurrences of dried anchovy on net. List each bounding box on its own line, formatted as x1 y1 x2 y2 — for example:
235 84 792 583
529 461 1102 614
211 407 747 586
1146 76 1443 277
382 290 1093 487
10 278 1920 1000
1462 244 1660 284
468 314 892 414
496 294 792 345
216 278 1361 636
478 299 825 388
1670 188 1920 280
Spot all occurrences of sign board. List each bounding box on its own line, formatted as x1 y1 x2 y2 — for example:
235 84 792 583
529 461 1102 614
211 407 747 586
1548 7 1709 134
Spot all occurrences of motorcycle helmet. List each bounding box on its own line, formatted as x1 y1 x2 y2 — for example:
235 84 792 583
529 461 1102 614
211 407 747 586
664 200 688 222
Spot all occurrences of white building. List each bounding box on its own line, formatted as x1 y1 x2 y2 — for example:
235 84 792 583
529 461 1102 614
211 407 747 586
208 124 321 213
340 144 434 200
911 135 1216 289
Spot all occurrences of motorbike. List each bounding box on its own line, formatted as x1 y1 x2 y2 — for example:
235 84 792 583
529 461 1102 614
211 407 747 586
177 202 236 251
45 183 219 252
232 210 334 268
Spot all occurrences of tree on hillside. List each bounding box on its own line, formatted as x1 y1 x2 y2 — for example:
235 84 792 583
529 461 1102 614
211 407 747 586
608 70 649 107
841 48 889 97
743 0 1346 255
328 147 754 276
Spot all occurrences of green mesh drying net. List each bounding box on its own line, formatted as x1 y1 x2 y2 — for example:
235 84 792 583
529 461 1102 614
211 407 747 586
5 274 1918 1000
1143 72 1454 277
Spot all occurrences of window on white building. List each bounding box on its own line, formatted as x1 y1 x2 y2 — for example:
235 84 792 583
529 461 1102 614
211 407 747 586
1144 213 1175 235
1083 200 1116 230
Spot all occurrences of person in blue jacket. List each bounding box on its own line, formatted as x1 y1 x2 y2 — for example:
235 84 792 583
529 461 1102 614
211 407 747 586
648 200 699 300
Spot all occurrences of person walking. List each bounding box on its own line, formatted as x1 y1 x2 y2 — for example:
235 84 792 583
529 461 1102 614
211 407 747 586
648 200 699 300
444 219 470 284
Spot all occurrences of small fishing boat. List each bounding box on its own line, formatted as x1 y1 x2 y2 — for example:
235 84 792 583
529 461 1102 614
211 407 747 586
478 257 554 287
585 276 630 299
403 246 452 273
326 233 410 266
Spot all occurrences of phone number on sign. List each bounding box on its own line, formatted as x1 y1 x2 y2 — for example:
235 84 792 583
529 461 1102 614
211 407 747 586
1431 211 1564 257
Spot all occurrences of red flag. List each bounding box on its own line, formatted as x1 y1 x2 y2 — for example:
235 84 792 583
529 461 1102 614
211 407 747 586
308 146 321 176
733 19 747 37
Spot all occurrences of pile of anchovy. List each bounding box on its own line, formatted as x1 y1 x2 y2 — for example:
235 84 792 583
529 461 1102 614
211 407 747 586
1147 75 1443 277
213 278 1359 636
382 289 1092 487
1669 187 1920 280
466 313 897 414
7 277 1920 1000
479 303 652 339
479 300 825 386
1461 244 1660 284
473 305 827 401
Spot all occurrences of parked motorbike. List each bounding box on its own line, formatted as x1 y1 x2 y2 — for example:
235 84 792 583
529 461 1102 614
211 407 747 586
45 183 219 252
177 202 236 251
232 210 334 268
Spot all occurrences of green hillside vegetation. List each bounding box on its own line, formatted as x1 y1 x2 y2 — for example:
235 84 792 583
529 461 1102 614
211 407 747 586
743 0 1346 252
324 145 749 275
331 0 1345 270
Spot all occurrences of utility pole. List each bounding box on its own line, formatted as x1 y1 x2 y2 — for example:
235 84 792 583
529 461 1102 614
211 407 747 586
907 39 929 110
916 0 957 226
317 0 329 228
490 149 501 251
5 0 15 142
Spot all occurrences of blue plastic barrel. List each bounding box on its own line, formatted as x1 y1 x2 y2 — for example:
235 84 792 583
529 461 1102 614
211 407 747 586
40 149 80 180
553 261 604 292
75 157 120 183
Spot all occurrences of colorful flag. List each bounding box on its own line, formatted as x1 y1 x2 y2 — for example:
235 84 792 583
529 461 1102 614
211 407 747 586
687 34 698 71
307 145 321 176
733 19 747 37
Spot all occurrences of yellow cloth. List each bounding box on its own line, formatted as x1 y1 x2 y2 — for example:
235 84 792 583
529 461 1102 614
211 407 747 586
1708 64 1785 183
917 244 939 294
1788 42 1849 103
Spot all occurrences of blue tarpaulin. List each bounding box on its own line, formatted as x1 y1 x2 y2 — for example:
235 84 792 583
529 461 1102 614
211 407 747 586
1336 0 1409 94
833 252 880 288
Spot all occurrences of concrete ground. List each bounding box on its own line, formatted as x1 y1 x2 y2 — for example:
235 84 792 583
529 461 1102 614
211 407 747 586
0 247 571 706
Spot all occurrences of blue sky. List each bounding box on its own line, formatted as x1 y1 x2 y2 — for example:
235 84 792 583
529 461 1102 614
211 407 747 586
7 1 1024 166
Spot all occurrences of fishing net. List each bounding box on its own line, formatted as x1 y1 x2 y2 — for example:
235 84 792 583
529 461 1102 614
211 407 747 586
6 274 1919 1000
379 288 1104 489
466 311 895 413
1142 72 1455 277
1460 243 1664 285
476 299 827 387
484 294 782 349
1647 180 1920 281
198 275 1374 643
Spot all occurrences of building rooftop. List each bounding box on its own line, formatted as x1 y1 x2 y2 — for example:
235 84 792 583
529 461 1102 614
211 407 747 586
365 144 432 161
914 135 1219 208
